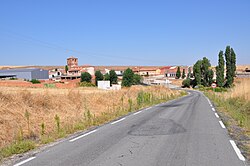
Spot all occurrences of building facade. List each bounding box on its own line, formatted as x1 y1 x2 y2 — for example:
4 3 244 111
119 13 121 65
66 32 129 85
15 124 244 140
0 68 49 80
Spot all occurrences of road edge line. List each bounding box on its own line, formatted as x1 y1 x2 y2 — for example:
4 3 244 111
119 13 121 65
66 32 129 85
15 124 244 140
69 129 97 142
13 157 36 166
229 140 246 161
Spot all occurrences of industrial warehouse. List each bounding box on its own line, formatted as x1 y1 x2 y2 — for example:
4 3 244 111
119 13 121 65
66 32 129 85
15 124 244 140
0 68 49 80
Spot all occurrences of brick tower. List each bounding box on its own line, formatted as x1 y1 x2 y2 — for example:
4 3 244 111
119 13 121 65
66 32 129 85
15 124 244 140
67 56 78 68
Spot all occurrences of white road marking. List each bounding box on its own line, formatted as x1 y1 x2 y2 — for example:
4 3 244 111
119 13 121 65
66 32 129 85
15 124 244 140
69 129 97 142
145 107 151 110
133 111 142 115
219 121 226 129
215 113 219 118
229 140 246 161
212 108 216 112
206 97 212 105
14 157 36 166
111 117 126 125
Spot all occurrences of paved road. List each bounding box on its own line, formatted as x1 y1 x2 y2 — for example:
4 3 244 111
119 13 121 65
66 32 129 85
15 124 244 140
13 91 247 166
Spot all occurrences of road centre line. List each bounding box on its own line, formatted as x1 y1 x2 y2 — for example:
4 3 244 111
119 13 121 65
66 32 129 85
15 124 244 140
69 129 97 142
111 117 126 125
212 108 216 112
13 157 36 166
229 140 246 161
219 121 226 129
133 111 142 115
215 113 219 118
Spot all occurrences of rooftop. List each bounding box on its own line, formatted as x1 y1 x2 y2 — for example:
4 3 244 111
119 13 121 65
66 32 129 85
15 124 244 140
0 68 45 73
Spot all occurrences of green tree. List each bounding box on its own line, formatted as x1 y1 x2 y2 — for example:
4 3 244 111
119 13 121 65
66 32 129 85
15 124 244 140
81 72 92 83
109 70 118 84
182 69 186 79
95 70 104 85
182 79 190 88
133 74 142 85
193 60 202 86
225 46 233 87
176 66 181 79
216 50 225 87
122 68 134 87
231 48 236 78
187 67 191 78
208 69 214 86
193 57 212 87
201 57 211 87
65 65 68 73
104 73 110 81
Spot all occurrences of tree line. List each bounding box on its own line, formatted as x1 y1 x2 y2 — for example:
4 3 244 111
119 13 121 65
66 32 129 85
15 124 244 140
81 68 142 87
182 45 237 88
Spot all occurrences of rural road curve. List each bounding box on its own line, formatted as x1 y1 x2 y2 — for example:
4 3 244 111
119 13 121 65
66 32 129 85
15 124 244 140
12 90 247 166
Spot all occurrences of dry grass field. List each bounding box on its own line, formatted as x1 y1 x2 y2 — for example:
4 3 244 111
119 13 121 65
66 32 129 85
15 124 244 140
0 85 182 153
224 78 250 101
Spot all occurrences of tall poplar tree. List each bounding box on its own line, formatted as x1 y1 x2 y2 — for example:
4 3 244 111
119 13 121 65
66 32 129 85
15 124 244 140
231 48 236 78
182 69 186 79
216 50 224 87
176 66 181 79
225 46 233 87
193 60 202 85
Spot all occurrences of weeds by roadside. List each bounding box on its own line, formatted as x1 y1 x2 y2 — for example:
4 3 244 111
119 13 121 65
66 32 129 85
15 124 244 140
0 85 185 161
204 78 250 160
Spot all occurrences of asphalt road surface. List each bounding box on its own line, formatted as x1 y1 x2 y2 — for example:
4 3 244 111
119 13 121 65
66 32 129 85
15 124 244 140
12 90 247 166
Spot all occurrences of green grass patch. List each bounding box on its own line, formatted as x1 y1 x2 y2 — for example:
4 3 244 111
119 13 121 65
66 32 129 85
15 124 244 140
44 83 56 88
0 140 35 160
205 92 250 134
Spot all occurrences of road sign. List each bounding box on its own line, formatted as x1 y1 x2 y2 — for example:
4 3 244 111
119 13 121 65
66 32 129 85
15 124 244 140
211 83 217 88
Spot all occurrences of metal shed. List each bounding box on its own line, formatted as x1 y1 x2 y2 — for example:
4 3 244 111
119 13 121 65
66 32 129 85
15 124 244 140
0 68 49 80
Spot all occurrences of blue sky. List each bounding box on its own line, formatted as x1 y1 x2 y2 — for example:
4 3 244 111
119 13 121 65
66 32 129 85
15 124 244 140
0 0 249 66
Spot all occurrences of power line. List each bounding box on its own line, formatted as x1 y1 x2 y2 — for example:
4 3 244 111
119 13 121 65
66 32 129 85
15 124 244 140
0 27 166 64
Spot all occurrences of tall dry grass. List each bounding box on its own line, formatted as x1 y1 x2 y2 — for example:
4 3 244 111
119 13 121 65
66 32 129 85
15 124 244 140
224 78 250 101
0 86 181 149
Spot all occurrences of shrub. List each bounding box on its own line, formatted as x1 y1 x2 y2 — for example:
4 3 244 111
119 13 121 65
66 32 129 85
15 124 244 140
133 74 142 85
81 72 92 83
79 82 96 87
54 114 60 133
44 84 55 88
109 70 118 84
95 70 104 85
30 79 41 84
182 79 190 88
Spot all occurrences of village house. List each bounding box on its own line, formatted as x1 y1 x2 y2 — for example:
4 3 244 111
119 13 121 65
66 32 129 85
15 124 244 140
163 66 191 79
132 67 161 76
61 56 95 80
49 68 64 81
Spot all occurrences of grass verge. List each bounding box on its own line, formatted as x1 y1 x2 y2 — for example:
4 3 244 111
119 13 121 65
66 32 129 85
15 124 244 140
0 140 35 161
205 91 250 160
